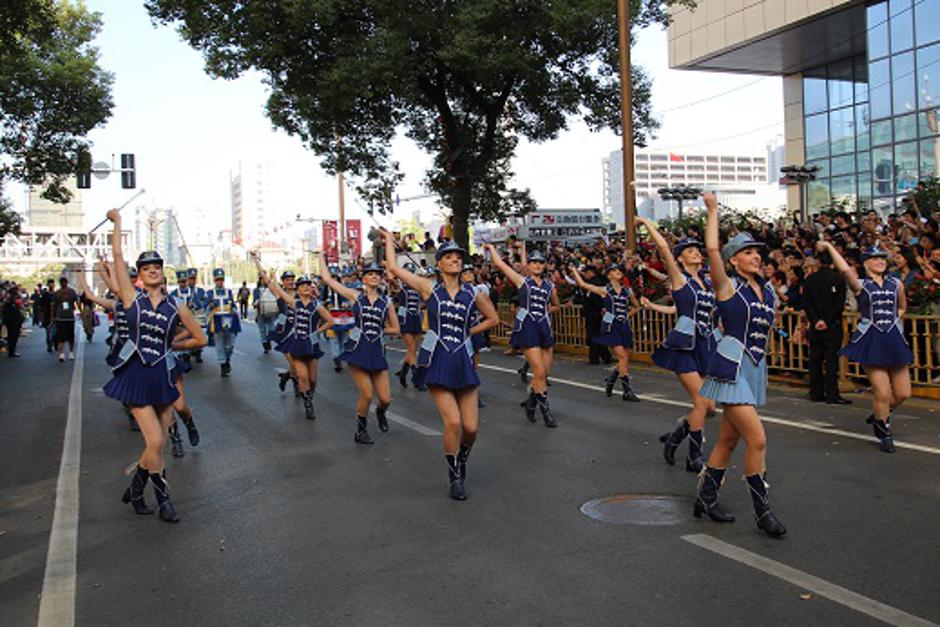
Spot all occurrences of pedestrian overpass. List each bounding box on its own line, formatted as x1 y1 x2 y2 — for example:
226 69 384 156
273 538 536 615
0 226 133 277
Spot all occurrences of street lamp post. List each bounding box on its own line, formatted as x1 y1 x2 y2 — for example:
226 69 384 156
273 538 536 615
616 0 636 251
780 165 820 223
657 185 702 221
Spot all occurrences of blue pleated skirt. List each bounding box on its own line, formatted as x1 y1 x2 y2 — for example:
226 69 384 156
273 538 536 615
700 355 767 407
652 336 713 375
593 320 633 349
510 317 555 349
401 313 423 335
414 344 480 390
840 326 913 368
280 336 325 359
340 338 388 372
104 355 180 407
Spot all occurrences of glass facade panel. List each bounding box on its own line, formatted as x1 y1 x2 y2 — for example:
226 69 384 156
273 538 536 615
895 113 918 141
892 52 916 114
805 113 829 160
806 158 830 179
858 171 873 207
856 104 871 151
921 108 940 137
921 138 940 178
829 107 855 154
916 0 940 47
804 77 828 114
832 154 855 176
889 0 913 53
828 58 854 109
895 141 918 193
854 56 869 103
872 118 893 145
857 152 872 173
808 179 831 210
917 43 940 110
868 3 889 60
869 59 891 119
872 146 894 196
831 175 857 199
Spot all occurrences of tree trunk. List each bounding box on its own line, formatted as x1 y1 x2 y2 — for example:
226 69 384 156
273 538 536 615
451 176 472 250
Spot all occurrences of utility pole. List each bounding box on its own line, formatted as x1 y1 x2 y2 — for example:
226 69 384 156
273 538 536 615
338 170 346 253
616 0 636 251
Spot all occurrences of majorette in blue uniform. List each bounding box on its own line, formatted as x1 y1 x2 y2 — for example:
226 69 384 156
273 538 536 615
169 270 195 380
167 272 200 455
277 288 326 360
652 267 718 375
339 263 390 372
510 254 555 349
269 270 296 349
397 269 424 335
840 263 913 368
103 256 181 408
106 297 131 368
187 268 207 363
413 281 481 390
207 268 241 377
593 277 634 349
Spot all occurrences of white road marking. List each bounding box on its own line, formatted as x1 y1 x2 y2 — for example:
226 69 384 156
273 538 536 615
38 336 84 627
385 410 443 436
682 534 939 627
470 361 940 457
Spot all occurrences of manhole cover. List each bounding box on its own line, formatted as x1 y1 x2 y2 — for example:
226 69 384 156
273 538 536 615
580 494 687 526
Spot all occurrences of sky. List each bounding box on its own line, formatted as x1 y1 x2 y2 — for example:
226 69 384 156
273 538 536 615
11 0 784 233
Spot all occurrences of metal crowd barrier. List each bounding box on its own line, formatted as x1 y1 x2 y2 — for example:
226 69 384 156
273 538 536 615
490 303 940 400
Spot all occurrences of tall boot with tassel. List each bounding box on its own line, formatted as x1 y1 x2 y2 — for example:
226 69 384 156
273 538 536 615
446 454 466 500
396 363 410 389
693 466 735 523
686 429 706 473
866 414 896 453
354 415 374 445
520 389 537 423
121 465 154 515
745 473 787 537
658 418 690 466
604 369 618 397
535 392 557 428
150 471 180 523
303 390 316 420
620 375 640 402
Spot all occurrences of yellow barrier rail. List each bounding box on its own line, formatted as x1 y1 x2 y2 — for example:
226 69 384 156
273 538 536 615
491 303 940 399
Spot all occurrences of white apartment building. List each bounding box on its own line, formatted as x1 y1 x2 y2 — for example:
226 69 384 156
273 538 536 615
27 177 83 229
230 161 273 249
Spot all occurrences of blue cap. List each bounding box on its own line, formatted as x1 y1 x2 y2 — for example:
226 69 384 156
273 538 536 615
362 262 383 275
528 250 546 263
672 238 704 258
461 264 476 274
721 232 765 263
212 268 225 279
605 263 625 275
861 246 889 261
403 262 419 273
187 268 198 278
295 274 312 286
175 270 188 280
135 250 163 269
435 241 468 262
280 270 296 280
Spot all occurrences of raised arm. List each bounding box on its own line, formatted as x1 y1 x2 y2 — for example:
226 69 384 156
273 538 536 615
484 243 524 288
97 259 119 295
251 254 289 303
636 216 685 290
107 210 136 309
381 229 434 299
567 264 606 297
816 241 863 293
316 250 359 302
640 296 677 315
78 270 116 311
704 193 734 300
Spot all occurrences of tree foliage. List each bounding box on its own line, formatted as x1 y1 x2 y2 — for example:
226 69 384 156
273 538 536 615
146 0 694 247
0 0 113 206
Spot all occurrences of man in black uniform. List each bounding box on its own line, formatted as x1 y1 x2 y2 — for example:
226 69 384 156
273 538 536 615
802 251 850 404
577 265 612 365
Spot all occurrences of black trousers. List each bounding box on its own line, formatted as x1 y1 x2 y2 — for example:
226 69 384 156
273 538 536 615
6 324 21 355
584 314 611 364
808 325 843 401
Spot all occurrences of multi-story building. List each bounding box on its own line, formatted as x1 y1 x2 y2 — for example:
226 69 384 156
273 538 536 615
668 0 940 215
231 161 273 249
603 148 783 221
27 177 83 229
134 207 181 266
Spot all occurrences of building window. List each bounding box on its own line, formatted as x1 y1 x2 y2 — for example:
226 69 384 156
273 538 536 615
890 0 914 54
916 0 940 47
892 52 916 114
829 107 856 155
868 3 889 61
805 113 829 160
870 58 891 119
918 42 940 110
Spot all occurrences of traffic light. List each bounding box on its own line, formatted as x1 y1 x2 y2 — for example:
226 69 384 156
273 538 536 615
76 150 91 189
121 153 136 189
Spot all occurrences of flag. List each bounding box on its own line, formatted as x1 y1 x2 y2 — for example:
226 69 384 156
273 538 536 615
669 153 684 162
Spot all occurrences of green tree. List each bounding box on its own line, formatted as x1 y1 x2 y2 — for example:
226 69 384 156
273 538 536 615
0 0 113 221
146 0 693 248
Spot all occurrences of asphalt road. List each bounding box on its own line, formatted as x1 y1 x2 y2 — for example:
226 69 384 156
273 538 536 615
2 319 940 626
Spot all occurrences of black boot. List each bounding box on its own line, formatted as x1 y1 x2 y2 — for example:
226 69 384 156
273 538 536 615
263 341 271 354
604 369 618 398
446 454 467 500
224 358 232 375
535 392 557 428
180 414 199 446
517 362 529 383
867 415 896 453
169 423 185 458
746 473 787 537
121 465 154 515
520 390 537 423
693 466 735 523
333 357 343 372
277 370 290 391
303 391 316 420
397 363 410 389
458 445 471 482
354 415 374 445
220 363 228 378
150 471 180 523
376 404 389 432
658 418 689 466
686 429 705 473
194 351 203 363
620 376 640 402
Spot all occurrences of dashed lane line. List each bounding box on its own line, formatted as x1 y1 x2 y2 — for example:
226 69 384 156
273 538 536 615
38 336 84 627
682 534 939 627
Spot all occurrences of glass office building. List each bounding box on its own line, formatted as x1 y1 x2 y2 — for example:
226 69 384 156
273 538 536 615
803 0 940 212
669 0 940 216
